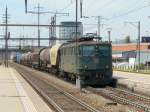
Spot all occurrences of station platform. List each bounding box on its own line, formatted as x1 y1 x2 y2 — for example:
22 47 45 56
113 71 150 96
0 65 53 112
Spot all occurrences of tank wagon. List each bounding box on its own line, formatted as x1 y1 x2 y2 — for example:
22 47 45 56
39 48 51 71
20 53 30 66
19 37 113 87
30 49 41 68
12 53 22 64
20 53 25 64
26 52 31 66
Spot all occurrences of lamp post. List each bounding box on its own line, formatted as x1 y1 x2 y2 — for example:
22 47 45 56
107 28 112 42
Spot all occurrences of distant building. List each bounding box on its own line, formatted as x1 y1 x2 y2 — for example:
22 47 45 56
142 36 150 43
59 21 83 44
112 43 150 67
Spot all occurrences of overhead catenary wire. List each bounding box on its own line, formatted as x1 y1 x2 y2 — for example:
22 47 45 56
83 0 148 28
84 0 100 11
83 0 116 15
104 0 148 21
92 0 116 12
108 5 148 21
84 25 99 32
58 0 75 13
83 0 145 21
2 0 150 47
97 0 141 16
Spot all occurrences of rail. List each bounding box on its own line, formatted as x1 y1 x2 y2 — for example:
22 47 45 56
11 63 101 112
87 87 150 112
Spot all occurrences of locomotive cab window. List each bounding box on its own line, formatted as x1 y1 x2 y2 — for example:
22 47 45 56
98 46 110 57
81 45 110 56
82 46 95 56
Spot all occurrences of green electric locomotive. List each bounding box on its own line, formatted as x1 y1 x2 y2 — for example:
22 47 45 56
59 38 112 86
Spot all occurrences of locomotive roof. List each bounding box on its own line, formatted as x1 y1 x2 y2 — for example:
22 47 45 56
61 41 111 49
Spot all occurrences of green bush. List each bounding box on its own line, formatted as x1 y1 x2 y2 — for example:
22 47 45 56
136 63 145 70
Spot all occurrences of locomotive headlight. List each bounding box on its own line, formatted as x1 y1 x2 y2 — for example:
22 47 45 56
106 65 109 69
84 65 88 69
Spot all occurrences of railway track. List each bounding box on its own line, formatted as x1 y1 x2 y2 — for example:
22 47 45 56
87 87 150 112
11 63 101 112
106 87 150 105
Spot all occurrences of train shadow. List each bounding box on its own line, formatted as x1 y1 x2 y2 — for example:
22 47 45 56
88 78 118 88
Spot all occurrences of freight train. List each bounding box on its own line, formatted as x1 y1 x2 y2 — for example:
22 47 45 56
14 37 113 87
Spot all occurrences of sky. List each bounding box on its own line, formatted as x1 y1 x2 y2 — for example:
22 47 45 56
0 0 150 47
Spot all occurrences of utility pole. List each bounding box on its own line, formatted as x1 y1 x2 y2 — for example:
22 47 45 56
98 16 100 37
25 1 56 48
83 16 106 38
95 16 107 37
76 0 78 41
124 21 141 70
4 6 8 67
138 21 141 70
108 30 111 42
75 0 79 88
28 3 45 48
25 3 44 48
25 0 69 47
80 0 83 18
37 4 40 48
50 12 69 46
50 16 56 46
80 0 105 37
49 25 51 46
54 14 57 40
